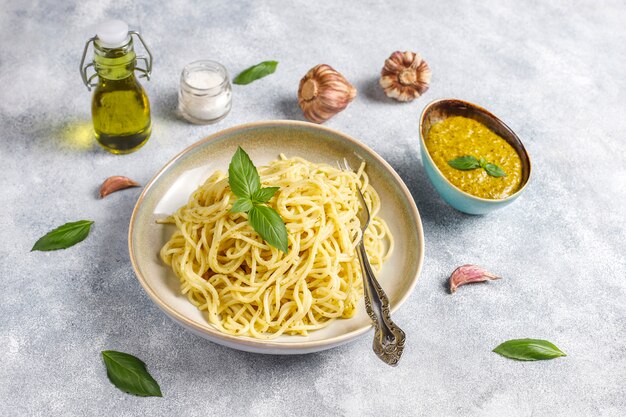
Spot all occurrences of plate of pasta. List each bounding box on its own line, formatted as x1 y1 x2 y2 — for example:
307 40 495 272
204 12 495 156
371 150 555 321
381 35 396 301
129 120 424 354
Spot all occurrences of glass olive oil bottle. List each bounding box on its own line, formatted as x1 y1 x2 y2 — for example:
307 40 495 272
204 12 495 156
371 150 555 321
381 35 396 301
80 20 153 154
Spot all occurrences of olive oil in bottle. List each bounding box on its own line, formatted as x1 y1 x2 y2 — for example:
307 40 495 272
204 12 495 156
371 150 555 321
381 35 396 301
80 20 153 154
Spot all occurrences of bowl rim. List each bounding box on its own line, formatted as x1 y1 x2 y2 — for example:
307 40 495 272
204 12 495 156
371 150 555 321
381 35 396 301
419 98 532 204
128 119 425 351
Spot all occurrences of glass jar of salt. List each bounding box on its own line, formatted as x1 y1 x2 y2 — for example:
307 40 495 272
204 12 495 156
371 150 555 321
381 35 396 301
179 60 232 124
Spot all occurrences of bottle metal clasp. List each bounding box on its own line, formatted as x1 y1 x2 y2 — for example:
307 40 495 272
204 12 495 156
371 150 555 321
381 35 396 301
79 30 153 91
79 36 98 91
130 31 153 81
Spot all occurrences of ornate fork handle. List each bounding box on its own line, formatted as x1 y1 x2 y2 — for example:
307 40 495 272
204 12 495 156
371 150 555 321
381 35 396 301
357 241 406 366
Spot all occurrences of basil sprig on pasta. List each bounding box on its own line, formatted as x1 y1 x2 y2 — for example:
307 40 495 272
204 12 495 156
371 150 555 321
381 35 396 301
228 147 289 253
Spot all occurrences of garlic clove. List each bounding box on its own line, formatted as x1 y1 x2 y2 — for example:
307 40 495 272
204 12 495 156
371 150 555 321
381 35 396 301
449 264 501 294
380 51 432 102
298 64 356 123
99 176 140 198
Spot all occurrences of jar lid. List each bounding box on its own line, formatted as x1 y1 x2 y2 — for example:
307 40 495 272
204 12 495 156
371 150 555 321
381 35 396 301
95 20 130 48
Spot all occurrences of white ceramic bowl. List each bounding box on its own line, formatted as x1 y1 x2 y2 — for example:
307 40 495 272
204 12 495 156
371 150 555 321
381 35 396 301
129 121 424 354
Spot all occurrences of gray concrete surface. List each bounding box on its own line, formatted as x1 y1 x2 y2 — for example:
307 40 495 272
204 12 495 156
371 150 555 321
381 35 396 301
1 0 625 415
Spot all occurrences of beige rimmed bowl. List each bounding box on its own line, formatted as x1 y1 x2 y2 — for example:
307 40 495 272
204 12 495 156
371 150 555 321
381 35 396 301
129 120 424 354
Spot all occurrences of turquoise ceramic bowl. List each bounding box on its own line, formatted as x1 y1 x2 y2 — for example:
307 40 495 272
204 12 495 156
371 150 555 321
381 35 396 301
419 99 531 215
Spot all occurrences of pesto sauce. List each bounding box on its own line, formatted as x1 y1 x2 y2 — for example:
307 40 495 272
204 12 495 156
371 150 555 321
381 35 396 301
425 116 522 199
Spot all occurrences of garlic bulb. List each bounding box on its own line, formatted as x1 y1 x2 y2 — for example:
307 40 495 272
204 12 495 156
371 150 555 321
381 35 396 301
380 51 431 102
297 64 357 123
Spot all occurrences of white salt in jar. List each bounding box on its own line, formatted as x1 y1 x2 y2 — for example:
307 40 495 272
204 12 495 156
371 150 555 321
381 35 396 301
178 60 232 124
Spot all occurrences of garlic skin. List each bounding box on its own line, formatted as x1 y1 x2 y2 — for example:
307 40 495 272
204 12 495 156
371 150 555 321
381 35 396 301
298 64 357 123
449 264 501 294
100 176 140 198
380 51 432 102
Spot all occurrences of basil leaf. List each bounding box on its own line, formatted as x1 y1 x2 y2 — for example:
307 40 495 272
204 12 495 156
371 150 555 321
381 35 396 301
479 157 487 168
484 163 507 177
248 204 288 253
228 146 261 199
227 147 289 252
493 339 566 361
231 198 253 213
31 220 94 251
252 186 280 203
102 350 162 397
233 61 278 85
448 156 481 170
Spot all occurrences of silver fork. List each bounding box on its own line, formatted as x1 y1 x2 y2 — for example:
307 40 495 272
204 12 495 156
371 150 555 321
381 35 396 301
339 159 406 366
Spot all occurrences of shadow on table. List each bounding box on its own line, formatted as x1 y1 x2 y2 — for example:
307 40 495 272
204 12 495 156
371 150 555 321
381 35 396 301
357 76 408 105
219 344 332 370
388 140 470 228
277 95 306 121
152 90 193 126
34 117 100 154
387 141 490 293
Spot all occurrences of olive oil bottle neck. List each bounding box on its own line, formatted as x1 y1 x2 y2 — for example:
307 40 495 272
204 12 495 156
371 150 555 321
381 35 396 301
94 39 137 80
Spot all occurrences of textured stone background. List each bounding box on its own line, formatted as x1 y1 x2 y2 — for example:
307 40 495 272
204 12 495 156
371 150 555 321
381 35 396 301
1 0 625 416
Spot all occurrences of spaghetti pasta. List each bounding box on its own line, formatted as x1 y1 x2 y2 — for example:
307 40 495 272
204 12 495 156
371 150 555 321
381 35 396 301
159 155 393 339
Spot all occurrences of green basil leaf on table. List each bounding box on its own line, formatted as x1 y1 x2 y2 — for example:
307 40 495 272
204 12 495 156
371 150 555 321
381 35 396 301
228 146 261 199
248 204 289 253
484 163 507 177
252 186 280 203
493 339 566 361
233 61 278 85
101 350 162 397
448 156 481 170
31 220 94 251
231 198 254 213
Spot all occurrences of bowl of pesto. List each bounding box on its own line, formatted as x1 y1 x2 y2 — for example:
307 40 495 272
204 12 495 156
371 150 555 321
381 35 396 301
419 99 531 214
